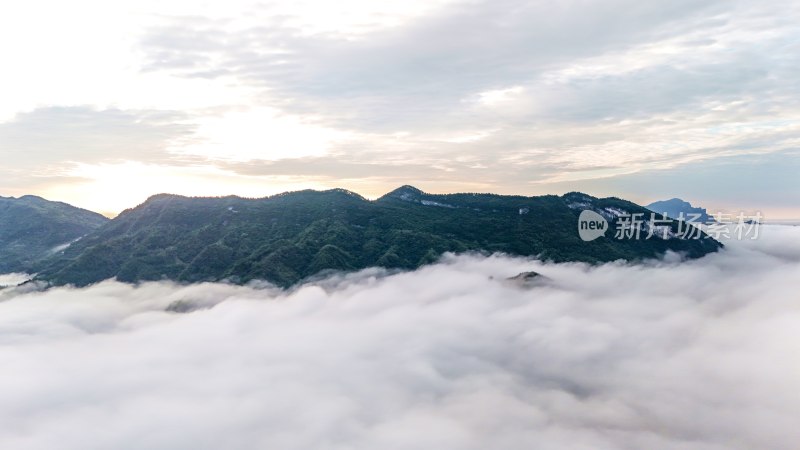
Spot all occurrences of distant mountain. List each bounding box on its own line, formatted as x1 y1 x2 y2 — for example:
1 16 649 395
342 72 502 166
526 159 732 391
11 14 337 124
646 198 715 223
34 186 721 287
0 195 109 273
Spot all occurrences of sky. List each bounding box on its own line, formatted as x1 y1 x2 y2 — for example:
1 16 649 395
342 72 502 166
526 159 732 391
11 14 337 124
0 0 798 218
1 226 799 449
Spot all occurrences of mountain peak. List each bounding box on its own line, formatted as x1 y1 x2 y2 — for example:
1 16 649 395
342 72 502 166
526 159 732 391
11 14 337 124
145 193 187 201
379 185 425 201
392 185 424 194
562 191 596 201
0 195 109 273
647 198 715 223
324 188 368 200
18 194 46 201
654 198 692 207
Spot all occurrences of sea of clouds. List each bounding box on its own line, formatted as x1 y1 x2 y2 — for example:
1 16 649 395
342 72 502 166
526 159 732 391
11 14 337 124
1 226 799 450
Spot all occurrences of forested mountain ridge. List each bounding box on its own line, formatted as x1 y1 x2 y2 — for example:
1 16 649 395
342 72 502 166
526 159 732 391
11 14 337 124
0 195 109 273
33 186 722 287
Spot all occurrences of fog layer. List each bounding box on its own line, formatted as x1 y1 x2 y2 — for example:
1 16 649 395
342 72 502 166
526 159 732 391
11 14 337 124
1 227 799 449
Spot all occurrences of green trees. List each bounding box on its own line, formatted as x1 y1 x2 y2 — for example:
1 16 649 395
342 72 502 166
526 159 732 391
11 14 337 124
0 195 108 273
35 187 722 287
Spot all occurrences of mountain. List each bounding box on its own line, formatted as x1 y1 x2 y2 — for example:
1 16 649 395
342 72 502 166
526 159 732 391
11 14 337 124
646 198 715 223
0 195 109 273
34 186 722 287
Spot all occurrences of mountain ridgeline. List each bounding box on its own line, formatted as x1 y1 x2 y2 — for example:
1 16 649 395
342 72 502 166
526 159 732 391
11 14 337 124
0 195 109 273
32 186 722 287
647 198 716 223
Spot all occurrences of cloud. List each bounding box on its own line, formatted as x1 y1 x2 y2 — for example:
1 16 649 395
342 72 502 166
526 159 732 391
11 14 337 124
0 106 195 177
1 225 799 449
138 0 799 130
0 106 203 205
545 148 800 215
140 0 732 128
0 0 797 214
128 0 800 213
0 273 30 288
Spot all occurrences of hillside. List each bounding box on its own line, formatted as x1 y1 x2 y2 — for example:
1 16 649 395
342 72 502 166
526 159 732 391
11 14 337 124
35 186 722 287
0 195 109 273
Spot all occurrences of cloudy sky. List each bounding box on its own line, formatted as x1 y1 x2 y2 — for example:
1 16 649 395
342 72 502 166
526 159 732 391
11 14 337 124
1 226 799 449
1 0 798 217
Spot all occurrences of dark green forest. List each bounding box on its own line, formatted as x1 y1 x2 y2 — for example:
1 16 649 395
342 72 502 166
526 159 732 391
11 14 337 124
33 186 721 287
0 195 108 273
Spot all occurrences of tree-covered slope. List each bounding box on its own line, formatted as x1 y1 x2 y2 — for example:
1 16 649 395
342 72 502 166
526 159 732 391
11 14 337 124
36 186 721 287
0 195 109 273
